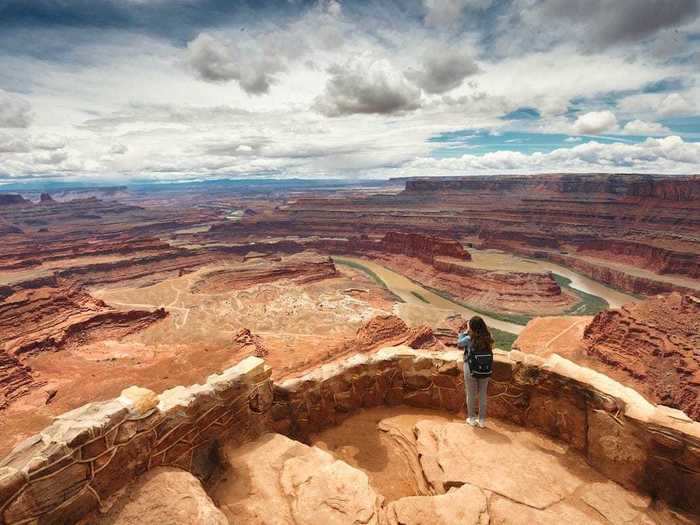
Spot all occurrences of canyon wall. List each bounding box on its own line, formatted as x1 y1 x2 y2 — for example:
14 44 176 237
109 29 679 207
306 233 574 314
205 174 700 297
584 293 700 421
401 174 700 201
380 231 470 263
0 280 167 357
549 253 698 296
3 347 699 523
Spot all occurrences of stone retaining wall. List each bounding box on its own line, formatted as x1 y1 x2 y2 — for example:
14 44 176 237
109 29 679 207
2 348 700 523
272 347 700 514
0 357 272 525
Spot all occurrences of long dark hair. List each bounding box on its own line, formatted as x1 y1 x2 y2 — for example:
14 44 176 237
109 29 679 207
469 316 494 353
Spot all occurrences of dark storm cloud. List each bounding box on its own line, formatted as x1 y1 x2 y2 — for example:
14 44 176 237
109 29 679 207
405 48 479 94
314 61 422 117
186 32 287 94
533 0 699 47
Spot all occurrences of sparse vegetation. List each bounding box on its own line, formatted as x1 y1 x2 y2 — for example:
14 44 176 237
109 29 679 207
491 328 518 351
553 274 609 316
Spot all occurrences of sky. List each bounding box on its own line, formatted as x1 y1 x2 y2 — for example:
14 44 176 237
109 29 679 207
0 0 699 182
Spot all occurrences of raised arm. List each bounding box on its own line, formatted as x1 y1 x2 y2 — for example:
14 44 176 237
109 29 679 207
457 332 470 349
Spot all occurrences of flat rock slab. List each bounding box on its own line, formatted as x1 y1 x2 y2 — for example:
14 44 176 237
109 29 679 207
386 484 489 525
414 420 587 509
97 467 227 525
212 432 384 525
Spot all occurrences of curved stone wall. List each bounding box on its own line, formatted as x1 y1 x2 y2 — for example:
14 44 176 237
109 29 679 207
272 347 700 514
1 347 699 524
0 357 272 525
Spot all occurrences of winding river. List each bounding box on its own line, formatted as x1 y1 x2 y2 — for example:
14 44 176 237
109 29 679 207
335 250 640 336
335 256 525 334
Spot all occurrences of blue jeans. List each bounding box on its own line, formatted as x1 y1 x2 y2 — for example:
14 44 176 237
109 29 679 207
464 361 489 423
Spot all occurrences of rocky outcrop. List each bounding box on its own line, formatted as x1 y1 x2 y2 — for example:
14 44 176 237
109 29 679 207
213 433 385 524
351 315 438 353
2 349 700 523
232 328 269 357
0 281 167 356
38 193 54 204
274 347 700 514
0 353 35 410
583 293 700 421
98 467 227 525
381 231 470 263
191 252 337 293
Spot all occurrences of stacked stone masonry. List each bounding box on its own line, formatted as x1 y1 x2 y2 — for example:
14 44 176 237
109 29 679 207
1 348 700 524
0 357 273 525
272 347 700 515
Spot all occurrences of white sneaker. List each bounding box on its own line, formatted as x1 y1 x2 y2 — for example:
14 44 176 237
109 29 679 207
477 420 486 428
467 417 477 426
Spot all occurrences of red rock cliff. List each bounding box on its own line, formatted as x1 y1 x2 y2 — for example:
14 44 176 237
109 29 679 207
583 293 700 421
381 232 470 263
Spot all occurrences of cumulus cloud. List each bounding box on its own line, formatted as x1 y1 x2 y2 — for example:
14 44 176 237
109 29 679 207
622 119 670 136
572 110 618 135
186 33 286 95
0 90 32 128
423 0 493 27
406 47 479 94
0 132 30 153
525 0 699 48
406 136 700 174
658 93 694 116
314 58 422 117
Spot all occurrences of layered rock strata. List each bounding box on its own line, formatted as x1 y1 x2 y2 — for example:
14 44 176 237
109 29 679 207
191 252 337 293
0 281 167 356
206 174 700 296
584 293 700 420
308 232 574 314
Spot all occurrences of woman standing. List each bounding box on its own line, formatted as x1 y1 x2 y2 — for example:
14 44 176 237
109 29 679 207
457 316 494 428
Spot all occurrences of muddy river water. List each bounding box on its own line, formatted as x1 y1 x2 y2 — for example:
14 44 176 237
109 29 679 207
335 249 640 336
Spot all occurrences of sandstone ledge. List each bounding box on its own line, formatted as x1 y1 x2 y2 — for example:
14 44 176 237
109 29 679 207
1 349 699 523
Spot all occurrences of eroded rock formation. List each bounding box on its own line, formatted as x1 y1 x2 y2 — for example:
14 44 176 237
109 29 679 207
191 252 337 293
584 293 700 420
98 468 228 525
0 353 35 410
213 433 385 524
207 174 700 297
0 280 167 356
231 328 269 357
381 231 470 263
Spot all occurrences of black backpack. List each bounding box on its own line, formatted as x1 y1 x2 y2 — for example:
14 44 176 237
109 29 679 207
467 344 493 378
